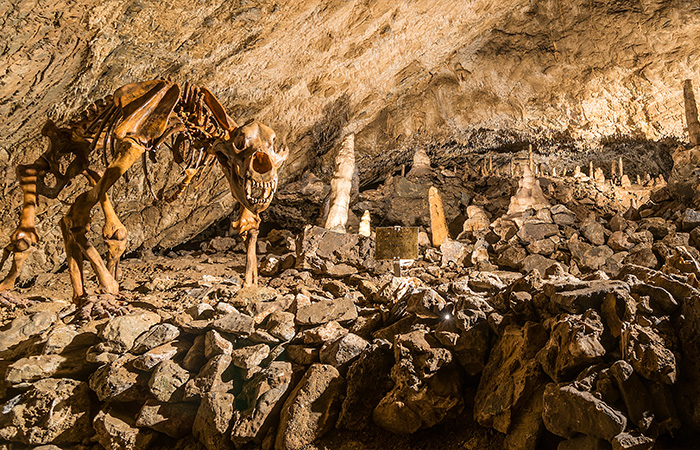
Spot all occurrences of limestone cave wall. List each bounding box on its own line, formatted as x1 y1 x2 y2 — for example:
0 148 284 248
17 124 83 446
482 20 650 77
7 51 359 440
1 0 699 277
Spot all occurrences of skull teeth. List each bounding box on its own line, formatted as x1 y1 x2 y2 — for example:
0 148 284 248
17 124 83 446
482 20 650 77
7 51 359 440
244 177 277 205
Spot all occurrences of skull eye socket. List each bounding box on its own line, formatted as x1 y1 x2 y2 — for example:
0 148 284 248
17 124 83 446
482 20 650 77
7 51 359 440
252 151 272 174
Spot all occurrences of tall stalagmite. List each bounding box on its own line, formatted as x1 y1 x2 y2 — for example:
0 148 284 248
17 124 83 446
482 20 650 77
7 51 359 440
325 134 355 233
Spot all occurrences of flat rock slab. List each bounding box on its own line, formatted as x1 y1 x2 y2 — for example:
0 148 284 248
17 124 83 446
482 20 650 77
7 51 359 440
136 399 199 438
542 382 626 440
99 311 162 353
0 310 59 353
296 298 358 326
231 343 270 369
517 223 559 244
550 280 629 314
212 311 254 336
7 351 94 386
521 254 557 276
319 333 369 369
133 339 191 372
132 323 181 354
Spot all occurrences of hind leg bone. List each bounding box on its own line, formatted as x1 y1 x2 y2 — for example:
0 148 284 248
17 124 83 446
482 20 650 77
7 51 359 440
85 169 128 281
63 138 144 303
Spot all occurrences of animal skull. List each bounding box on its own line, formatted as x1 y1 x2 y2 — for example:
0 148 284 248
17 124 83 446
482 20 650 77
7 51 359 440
215 120 288 214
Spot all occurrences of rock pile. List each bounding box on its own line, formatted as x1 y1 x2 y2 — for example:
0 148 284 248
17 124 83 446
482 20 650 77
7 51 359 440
2 174 700 449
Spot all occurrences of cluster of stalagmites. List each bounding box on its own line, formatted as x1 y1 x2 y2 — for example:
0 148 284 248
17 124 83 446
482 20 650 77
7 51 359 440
3 168 700 450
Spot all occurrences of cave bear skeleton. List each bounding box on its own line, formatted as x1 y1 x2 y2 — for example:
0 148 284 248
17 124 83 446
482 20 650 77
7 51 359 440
0 79 288 315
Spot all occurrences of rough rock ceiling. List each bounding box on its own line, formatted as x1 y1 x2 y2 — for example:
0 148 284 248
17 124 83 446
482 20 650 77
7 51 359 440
1 0 699 274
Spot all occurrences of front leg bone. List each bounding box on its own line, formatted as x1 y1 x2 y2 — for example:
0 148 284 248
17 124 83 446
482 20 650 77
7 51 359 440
232 205 261 287
0 162 47 292
245 228 259 287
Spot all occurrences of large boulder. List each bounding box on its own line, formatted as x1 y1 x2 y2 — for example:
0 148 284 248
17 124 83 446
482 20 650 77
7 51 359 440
474 322 548 433
295 297 358 325
136 400 199 438
434 299 490 375
676 289 700 429
0 378 92 446
295 225 374 275
193 392 236 450
537 311 606 382
89 354 150 403
93 404 158 450
373 330 463 434
337 340 395 431
231 361 293 446
622 324 677 385
275 364 345 450
96 310 162 353
542 382 626 440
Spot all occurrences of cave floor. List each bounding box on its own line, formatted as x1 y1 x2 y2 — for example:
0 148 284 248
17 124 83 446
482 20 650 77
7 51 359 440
2 247 700 450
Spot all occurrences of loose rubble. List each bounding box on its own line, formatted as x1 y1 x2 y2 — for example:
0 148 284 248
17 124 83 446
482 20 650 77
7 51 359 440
2 157 700 449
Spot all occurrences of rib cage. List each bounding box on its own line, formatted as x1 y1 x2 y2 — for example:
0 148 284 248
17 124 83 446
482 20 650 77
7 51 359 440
57 80 230 203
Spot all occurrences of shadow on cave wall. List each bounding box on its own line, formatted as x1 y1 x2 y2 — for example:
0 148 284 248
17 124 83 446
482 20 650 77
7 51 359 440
308 93 352 180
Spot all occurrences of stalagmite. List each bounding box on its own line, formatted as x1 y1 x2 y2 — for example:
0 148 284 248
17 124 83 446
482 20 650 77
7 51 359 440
618 157 624 178
428 186 449 247
621 174 631 188
528 144 534 172
594 167 605 184
359 210 371 237
507 164 550 215
589 161 594 178
657 174 667 187
562 168 568 177
637 174 642 185
552 167 557 178
684 79 700 147
325 134 355 233
407 147 431 177
489 156 493 174
510 158 514 177
462 205 490 233
471 238 489 265
574 166 581 177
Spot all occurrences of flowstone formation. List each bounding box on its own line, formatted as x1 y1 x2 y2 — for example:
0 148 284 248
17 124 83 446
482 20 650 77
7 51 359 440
507 164 550 216
2 140 700 450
